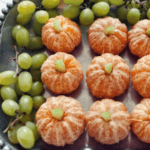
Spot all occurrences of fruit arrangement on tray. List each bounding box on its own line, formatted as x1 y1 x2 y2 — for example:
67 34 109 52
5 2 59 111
1 0 150 149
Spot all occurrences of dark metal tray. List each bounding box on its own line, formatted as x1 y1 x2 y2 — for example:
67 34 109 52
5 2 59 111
0 0 149 150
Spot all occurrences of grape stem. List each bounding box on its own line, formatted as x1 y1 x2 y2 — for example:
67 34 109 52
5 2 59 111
3 112 26 133
13 46 24 77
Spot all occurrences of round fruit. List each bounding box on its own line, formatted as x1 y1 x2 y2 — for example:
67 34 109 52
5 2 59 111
127 8 140 24
63 0 83 6
109 0 125 6
79 8 94 26
35 10 49 24
18 53 32 70
42 0 60 9
92 2 110 17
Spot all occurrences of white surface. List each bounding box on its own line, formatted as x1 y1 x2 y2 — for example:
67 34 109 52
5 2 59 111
0 0 13 15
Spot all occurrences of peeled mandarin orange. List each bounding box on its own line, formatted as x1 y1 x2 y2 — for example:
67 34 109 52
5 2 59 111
86 53 130 98
85 99 130 145
41 52 84 94
42 15 82 53
128 19 150 58
131 55 150 98
88 17 128 55
36 95 85 146
130 98 150 143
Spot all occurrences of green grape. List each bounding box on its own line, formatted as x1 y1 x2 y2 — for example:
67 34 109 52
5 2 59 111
0 71 17 86
17 126 35 149
16 28 30 48
141 11 146 20
97 0 110 5
28 81 44 97
0 86 17 101
33 20 44 36
31 109 37 122
20 114 32 122
27 36 44 51
14 80 24 96
16 13 32 25
42 0 60 9
18 71 32 92
17 1 36 15
109 0 125 6
19 95 33 115
25 121 40 141
79 8 94 26
1 100 19 116
117 6 129 21
92 2 110 17
12 25 24 39
33 96 46 109
35 10 49 24
30 70 41 81
31 53 47 69
62 5 80 20
147 8 150 19
18 53 32 70
127 0 140 9
127 8 140 24
63 0 83 6
46 8 60 18
8 124 22 144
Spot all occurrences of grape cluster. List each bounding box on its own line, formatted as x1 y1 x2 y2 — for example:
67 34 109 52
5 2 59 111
62 0 150 26
0 51 47 149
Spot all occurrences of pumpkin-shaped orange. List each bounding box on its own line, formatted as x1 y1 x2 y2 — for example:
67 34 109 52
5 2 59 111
85 99 130 145
88 17 128 55
128 19 150 58
131 55 150 97
130 98 150 143
41 52 84 94
42 15 82 53
86 53 130 98
36 95 85 146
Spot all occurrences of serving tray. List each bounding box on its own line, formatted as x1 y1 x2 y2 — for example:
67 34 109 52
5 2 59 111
0 0 149 149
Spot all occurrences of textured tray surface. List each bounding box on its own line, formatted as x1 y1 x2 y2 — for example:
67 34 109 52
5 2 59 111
0 0 148 150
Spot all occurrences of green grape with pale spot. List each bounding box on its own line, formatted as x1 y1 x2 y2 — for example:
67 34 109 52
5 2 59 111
127 8 140 24
12 25 24 39
0 86 17 101
79 8 94 26
62 5 80 20
46 9 60 18
126 0 140 9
